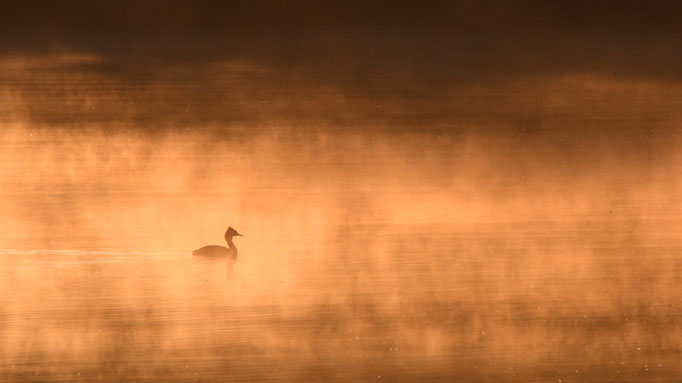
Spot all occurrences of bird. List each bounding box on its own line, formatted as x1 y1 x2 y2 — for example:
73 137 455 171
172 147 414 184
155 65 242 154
192 227 243 262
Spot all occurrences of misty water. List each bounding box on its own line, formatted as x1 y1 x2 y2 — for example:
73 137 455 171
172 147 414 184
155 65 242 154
2 57 682 382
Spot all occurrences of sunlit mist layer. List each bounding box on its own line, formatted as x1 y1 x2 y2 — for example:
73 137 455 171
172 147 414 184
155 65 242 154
1 55 682 382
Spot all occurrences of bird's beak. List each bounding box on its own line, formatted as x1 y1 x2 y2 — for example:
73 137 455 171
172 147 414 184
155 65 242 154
237 233 244 237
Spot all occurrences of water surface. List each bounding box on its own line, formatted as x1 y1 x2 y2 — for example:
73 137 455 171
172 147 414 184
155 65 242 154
1 56 682 382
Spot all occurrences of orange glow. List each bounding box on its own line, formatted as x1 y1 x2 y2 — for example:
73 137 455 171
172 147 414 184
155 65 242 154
1 25 682 381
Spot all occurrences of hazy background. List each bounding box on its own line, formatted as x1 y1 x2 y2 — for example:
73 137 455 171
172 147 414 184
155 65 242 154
1 1 682 382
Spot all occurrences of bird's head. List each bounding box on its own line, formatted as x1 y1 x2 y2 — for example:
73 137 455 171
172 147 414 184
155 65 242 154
225 226 243 240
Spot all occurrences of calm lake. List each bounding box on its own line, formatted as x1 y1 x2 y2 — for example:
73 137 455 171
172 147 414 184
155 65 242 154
1 56 681 382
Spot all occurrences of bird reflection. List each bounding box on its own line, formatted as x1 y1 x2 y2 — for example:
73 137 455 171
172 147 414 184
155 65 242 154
193 227 243 276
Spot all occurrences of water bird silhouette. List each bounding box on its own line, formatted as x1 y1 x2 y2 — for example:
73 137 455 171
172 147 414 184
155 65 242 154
192 227 243 262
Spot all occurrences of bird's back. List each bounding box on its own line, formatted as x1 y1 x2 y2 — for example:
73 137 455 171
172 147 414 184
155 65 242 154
192 245 235 259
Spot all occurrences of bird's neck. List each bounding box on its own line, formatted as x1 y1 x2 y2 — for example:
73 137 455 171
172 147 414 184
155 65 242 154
225 238 236 250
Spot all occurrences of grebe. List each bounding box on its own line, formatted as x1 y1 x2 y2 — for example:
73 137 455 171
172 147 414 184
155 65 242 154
192 227 243 260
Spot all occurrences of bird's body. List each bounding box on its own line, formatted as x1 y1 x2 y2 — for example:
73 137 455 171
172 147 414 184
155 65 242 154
192 227 243 266
192 244 237 260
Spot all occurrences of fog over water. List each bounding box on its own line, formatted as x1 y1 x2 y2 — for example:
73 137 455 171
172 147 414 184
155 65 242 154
2 47 682 382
